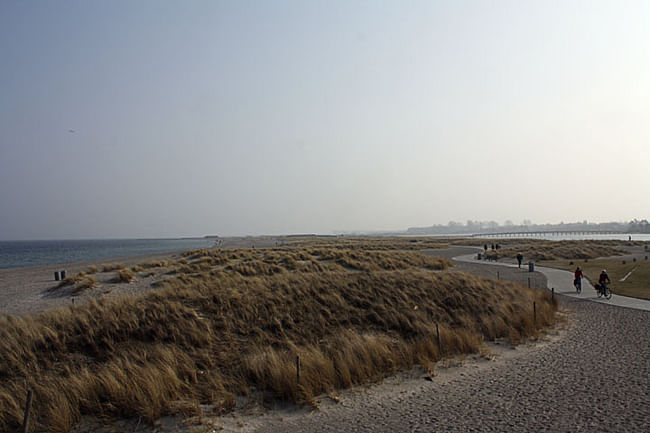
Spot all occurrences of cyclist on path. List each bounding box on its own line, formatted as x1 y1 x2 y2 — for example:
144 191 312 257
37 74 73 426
598 269 611 291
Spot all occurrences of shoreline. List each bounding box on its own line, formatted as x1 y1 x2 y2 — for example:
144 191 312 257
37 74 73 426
0 235 320 317
0 238 215 271
0 235 299 272
0 235 299 316
0 250 181 317
0 244 529 317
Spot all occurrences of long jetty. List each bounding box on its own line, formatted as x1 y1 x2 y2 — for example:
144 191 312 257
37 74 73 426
471 230 627 238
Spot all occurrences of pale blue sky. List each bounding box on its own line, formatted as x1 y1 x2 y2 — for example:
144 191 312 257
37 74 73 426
1 1 649 239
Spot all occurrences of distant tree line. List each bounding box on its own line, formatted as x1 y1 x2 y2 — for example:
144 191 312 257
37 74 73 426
628 219 650 233
406 219 650 235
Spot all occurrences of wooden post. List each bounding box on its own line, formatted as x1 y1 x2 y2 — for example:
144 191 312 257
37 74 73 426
54 271 60 281
528 277 530 288
533 301 537 324
497 271 500 280
60 270 66 279
296 356 301 386
436 323 441 355
551 287 554 300
21 389 32 433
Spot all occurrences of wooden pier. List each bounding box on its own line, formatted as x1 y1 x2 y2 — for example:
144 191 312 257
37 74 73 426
471 230 627 238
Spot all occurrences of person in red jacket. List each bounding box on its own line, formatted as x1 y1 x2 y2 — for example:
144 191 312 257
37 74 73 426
574 266 584 293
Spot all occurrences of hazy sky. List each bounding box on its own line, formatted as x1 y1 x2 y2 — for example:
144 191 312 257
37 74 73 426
1 1 649 240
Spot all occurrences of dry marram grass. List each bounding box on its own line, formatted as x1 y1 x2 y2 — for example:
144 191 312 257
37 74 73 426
53 272 97 294
456 239 630 261
0 240 557 431
114 268 135 283
101 263 125 272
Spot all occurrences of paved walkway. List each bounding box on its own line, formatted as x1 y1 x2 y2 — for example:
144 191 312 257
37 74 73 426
255 266 650 433
453 252 650 311
245 247 650 433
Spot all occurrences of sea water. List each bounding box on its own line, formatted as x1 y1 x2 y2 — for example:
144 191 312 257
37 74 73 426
0 238 216 269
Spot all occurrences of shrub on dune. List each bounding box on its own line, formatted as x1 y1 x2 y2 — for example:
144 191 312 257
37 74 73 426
114 268 135 283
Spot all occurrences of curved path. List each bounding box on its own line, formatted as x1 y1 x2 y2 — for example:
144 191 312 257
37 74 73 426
250 250 650 433
453 252 650 311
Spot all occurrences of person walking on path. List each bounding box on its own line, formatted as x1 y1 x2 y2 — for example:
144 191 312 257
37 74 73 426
516 253 523 268
574 266 584 293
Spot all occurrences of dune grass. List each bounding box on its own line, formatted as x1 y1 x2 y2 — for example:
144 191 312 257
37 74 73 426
101 263 125 272
0 242 557 432
284 236 449 251
113 268 135 283
140 260 172 269
460 239 630 261
54 272 96 294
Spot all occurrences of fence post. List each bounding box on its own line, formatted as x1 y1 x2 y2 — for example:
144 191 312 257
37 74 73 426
497 271 500 280
296 356 301 386
551 287 554 301
533 301 537 324
436 323 442 355
528 277 530 288
54 271 60 281
21 389 32 433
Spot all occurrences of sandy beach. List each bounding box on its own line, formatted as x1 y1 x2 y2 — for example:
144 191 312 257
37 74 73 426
0 251 180 316
0 236 292 316
4 245 648 432
0 243 540 318
71 255 650 433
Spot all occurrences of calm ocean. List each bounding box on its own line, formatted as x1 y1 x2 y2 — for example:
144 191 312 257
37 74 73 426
0 238 216 270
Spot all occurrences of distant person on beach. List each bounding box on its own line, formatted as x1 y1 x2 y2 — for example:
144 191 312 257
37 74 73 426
491 244 495 250
516 253 523 268
574 266 583 292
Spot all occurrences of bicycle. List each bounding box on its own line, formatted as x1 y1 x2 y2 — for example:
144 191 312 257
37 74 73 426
594 283 613 300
